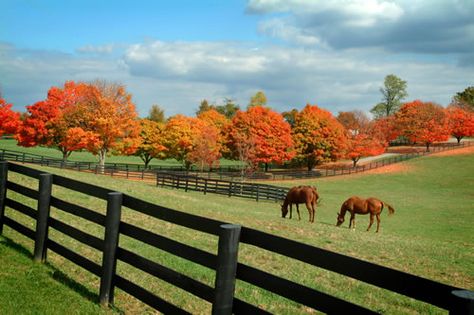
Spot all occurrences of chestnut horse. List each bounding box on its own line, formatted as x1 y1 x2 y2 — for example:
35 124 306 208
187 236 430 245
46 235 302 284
281 186 319 223
336 196 394 232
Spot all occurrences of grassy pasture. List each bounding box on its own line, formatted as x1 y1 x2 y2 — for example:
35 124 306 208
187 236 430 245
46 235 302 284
1 146 473 314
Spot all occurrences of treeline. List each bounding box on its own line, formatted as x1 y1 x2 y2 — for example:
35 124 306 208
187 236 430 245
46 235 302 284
0 78 473 172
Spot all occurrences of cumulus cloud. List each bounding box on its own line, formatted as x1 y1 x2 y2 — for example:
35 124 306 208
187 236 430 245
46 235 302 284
247 0 474 54
1 38 472 118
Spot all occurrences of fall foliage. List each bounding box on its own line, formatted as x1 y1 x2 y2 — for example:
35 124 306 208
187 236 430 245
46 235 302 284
16 81 93 160
0 98 20 137
395 100 449 151
446 106 474 143
135 119 167 168
292 105 347 170
227 106 294 172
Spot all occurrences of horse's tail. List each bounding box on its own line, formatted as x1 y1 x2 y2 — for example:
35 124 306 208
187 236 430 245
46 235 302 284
382 201 395 215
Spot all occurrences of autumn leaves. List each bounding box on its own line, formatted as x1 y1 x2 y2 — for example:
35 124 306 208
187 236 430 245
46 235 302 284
1 81 474 172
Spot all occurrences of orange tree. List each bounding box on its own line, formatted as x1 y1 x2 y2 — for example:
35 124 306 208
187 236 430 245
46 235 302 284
134 119 167 168
292 104 348 170
345 129 387 167
61 81 141 167
395 100 449 151
16 81 93 160
0 98 20 137
226 106 294 172
187 122 222 171
446 106 474 143
197 109 230 157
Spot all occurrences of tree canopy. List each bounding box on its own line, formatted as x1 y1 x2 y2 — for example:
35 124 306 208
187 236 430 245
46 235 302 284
371 74 408 119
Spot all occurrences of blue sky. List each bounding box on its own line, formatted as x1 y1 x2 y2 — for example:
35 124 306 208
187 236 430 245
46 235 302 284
1 0 473 117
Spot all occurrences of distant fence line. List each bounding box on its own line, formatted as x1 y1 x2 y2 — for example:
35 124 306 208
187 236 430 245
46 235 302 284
0 141 472 202
1 161 473 314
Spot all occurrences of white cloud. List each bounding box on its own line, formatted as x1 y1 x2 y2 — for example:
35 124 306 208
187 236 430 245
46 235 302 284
247 0 474 55
1 39 472 119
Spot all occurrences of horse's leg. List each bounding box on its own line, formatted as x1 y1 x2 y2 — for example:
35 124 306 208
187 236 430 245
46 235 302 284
296 204 301 220
367 214 374 231
349 213 356 229
289 204 292 219
305 202 312 223
376 213 381 233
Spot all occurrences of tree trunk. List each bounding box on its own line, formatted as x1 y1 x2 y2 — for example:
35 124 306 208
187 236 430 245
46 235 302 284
98 149 107 173
456 136 462 144
264 163 269 172
425 143 430 152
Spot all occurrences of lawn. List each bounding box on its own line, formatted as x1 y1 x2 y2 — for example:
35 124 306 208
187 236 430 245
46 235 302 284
0 235 115 314
1 145 473 314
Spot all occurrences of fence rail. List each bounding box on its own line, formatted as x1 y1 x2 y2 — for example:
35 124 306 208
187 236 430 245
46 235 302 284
0 161 472 314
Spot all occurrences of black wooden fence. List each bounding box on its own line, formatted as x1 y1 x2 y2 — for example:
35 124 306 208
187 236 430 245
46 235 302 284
0 161 473 314
156 171 287 202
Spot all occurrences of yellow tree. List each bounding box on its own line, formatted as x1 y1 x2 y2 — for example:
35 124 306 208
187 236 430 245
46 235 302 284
292 104 348 170
135 119 167 168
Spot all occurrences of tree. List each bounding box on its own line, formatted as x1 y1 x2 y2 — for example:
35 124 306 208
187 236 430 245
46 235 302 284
337 110 370 135
371 74 408 118
395 100 449 151
345 126 387 167
162 114 197 169
147 105 165 123
187 122 222 171
196 99 213 116
371 116 399 144
282 108 298 127
135 119 167 168
215 98 240 119
446 106 474 143
227 106 294 172
16 81 94 160
75 80 141 167
248 91 267 108
452 86 474 112
0 98 20 137
197 109 231 156
292 104 348 170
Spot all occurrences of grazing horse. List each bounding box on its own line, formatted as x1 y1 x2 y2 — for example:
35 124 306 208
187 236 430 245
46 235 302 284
336 196 395 232
281 186 319 223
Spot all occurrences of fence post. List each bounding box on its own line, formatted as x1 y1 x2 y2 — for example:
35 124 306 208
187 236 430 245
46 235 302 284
212 224 241 315
0 161 8 235
33 173 53 262
450 290 474 315
99 192 123 306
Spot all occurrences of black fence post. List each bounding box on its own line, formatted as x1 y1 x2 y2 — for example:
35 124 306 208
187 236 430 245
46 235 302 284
0 161 8 235
212 224 241 315
34 173 53 262
450 290 474 315
99 192 123 306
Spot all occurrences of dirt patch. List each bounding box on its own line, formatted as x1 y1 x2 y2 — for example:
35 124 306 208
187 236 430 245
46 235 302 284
363 162 413 175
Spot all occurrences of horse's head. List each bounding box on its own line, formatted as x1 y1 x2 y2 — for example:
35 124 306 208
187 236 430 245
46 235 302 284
281 203 288 218
336 212 345 226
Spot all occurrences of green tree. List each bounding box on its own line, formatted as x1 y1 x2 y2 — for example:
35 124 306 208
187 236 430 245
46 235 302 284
248 91 267 108
196 99 214 115
370 74 408 119
452 86 474 111
216 98 240 119
147 104 165 123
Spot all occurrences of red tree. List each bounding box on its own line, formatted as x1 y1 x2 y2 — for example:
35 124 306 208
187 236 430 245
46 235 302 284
395 100 450 151
446 106 474 143
17 82 93 160
0 98 20 137
227 106 294 172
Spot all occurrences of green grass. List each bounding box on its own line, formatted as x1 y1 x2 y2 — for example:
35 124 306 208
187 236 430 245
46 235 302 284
1 147 473 314
0 139 241 167
0 236 115 315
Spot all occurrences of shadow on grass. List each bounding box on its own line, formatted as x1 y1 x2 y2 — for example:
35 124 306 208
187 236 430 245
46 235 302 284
0 235 123 314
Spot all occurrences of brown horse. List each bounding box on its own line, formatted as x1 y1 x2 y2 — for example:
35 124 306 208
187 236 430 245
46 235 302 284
336 196 395 232
281 186 319 223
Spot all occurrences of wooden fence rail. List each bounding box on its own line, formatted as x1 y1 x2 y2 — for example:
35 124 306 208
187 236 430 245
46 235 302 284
156 172 287 202
0 161 473 314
